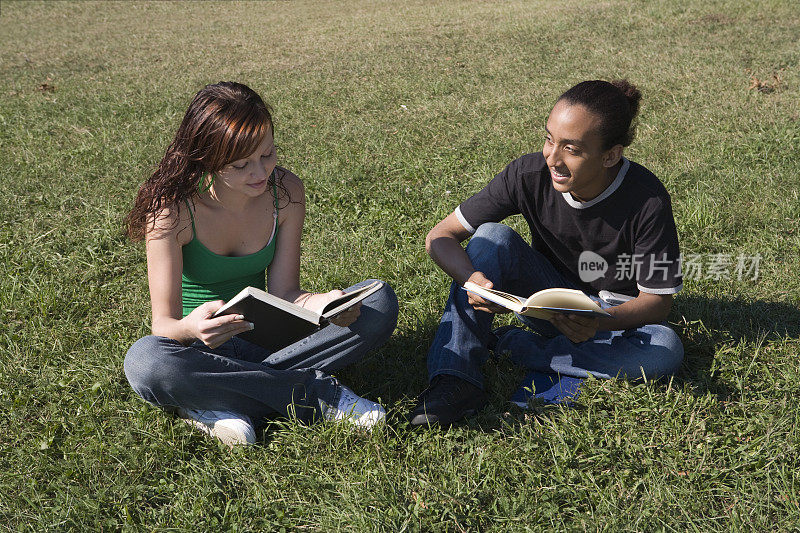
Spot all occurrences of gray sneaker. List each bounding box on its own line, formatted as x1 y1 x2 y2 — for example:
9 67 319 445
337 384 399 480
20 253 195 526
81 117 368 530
178 409 256 447
324 386 386 429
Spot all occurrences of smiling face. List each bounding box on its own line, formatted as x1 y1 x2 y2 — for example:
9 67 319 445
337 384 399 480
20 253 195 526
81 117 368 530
543 100 623 202
213 130 277 198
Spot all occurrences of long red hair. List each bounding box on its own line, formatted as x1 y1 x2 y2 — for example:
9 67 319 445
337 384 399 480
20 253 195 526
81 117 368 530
126 82 280 241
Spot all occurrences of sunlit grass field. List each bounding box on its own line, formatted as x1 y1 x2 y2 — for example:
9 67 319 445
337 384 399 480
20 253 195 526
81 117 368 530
1 0 799 530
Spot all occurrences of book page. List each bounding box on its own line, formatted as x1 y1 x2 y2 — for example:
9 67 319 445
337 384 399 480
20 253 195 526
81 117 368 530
321 280 383 319
463 282 525 311
524 288 609 317
210 286 323 352
213 286 321 323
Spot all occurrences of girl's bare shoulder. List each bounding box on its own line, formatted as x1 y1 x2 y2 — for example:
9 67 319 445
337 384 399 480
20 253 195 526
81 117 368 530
145 201 195 246
275 166 305 203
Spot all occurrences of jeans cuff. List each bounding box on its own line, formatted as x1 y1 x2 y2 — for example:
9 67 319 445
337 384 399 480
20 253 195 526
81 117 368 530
318 376 341 418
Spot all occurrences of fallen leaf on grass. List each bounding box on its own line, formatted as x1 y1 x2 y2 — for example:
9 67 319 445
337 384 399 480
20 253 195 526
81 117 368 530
37 83 56 92
411 491 428 509
748 69 784 94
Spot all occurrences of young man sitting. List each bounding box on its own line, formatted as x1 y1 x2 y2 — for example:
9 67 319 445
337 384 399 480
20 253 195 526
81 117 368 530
410 80 684 426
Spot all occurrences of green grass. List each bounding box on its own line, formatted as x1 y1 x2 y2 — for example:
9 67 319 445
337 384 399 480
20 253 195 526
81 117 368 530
1 0 799 530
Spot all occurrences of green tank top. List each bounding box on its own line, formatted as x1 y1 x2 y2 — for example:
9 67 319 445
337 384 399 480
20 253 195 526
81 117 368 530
181 182 279 317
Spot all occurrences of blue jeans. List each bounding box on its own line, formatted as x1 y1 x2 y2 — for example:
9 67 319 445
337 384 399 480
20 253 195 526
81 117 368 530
427 224 684 389
124 280 398 424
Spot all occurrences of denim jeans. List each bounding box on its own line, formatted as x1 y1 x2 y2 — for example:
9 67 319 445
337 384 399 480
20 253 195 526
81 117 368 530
427 223 684 389
124 280 398 424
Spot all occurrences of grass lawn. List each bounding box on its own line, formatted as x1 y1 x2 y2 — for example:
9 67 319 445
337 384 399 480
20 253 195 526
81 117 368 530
1 0 799 530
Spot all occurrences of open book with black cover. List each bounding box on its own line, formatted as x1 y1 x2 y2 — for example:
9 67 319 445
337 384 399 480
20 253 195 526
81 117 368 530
212 280 383 352
463 281 611 319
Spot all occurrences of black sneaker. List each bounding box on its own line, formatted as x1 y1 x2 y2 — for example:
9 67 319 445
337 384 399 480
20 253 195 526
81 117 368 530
408 375 487 426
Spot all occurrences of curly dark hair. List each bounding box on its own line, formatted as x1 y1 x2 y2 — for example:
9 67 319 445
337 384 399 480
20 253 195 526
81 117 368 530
125 81 288 241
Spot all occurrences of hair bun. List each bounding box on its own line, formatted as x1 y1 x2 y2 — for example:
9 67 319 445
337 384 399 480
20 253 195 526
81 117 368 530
557 79 641 148
610 79 641 118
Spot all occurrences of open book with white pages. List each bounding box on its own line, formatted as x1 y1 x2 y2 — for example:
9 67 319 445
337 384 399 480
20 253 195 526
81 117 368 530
463 282 611 320
213 280 383 351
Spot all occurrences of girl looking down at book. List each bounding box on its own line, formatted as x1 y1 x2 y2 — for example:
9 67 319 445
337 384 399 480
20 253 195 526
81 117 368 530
123 82 398 445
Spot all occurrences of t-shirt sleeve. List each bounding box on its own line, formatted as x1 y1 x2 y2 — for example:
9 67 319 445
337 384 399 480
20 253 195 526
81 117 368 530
633 196 683 294
455 160 522 233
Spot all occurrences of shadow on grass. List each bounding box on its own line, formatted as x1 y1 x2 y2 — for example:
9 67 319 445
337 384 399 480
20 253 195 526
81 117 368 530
252 295 800 440
335 314 441 405
251 315 440 443
673 294 800 342
371 295 800 434
670 295 800 398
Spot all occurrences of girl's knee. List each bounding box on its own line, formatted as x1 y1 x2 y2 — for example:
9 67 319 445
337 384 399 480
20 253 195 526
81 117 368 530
124 336 181 401
361 280 399 340
368 280 399 316
124 336 159 385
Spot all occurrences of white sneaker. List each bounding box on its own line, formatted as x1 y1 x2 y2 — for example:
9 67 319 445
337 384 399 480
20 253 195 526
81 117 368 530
178 409 256 446
325 386 386 429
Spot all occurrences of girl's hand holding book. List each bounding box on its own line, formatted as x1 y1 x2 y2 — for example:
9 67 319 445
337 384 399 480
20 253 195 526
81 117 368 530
302 290 362 327
320 290 362 327
186 300 255 349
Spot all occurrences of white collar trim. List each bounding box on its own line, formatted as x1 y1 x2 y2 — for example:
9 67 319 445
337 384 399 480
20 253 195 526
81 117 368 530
560 157 630 209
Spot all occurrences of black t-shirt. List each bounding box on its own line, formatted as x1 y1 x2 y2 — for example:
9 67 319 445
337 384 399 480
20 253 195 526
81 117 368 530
456 152 682 297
